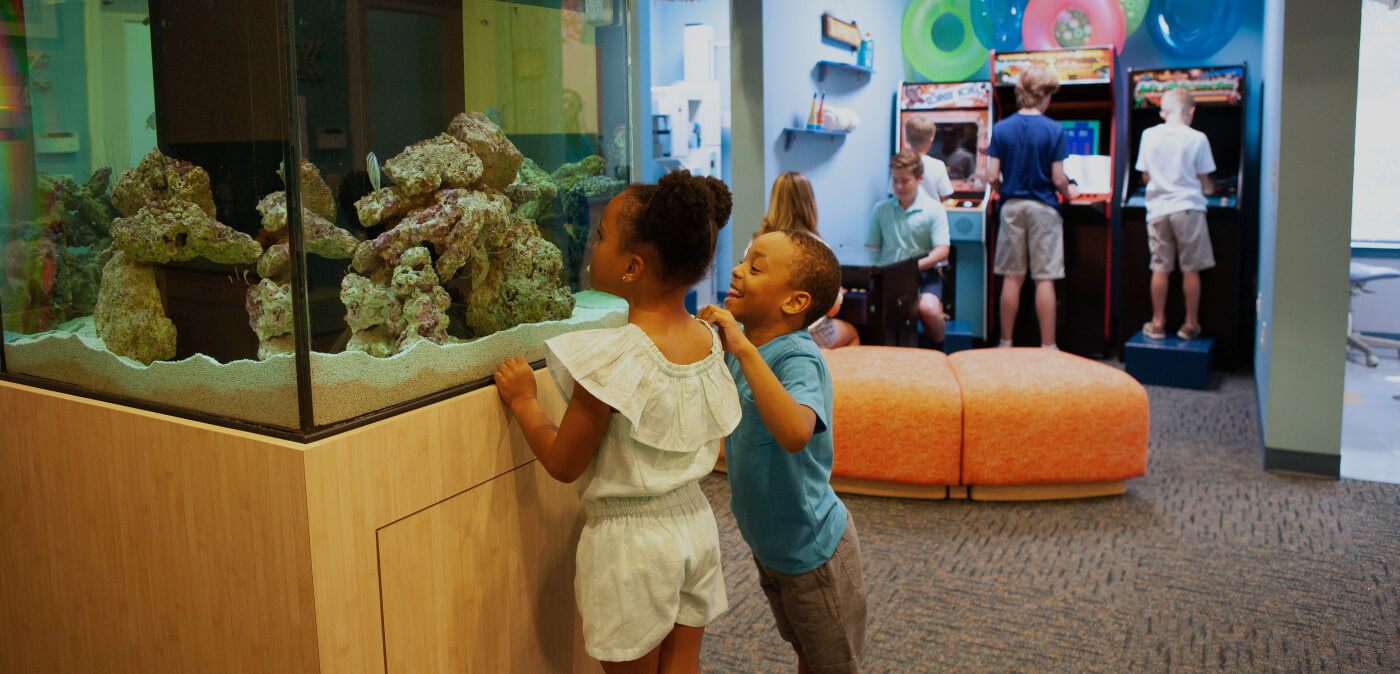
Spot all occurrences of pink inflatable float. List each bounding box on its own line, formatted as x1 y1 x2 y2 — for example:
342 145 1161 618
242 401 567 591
1021 0 1126 52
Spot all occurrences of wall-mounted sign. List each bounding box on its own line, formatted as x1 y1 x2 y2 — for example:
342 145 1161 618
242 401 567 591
822 12 862 51
901 82 993 111
1130 66 1246 108
992 47 1115 86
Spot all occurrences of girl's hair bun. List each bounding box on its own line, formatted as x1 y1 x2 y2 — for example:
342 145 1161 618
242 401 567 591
626 171 730 287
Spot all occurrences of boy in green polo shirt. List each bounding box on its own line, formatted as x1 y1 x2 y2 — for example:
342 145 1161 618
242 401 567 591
867 149 952 346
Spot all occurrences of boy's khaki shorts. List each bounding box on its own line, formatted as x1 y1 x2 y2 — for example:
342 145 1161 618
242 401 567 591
1148 209 1216 273
753 517 867 674
994 198 1065 280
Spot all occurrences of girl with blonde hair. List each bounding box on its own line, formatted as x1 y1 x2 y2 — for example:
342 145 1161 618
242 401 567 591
755 172 859 348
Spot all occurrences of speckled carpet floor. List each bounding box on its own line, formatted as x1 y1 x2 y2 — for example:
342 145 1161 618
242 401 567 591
698 374 1400 673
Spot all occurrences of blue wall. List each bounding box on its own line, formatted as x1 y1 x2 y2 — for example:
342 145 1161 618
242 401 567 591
760 1 906 249
646 0 733 295
1256 0 1283 431
29 1 91 180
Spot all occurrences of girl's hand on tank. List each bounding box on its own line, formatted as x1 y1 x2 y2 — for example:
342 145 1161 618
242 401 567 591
493 357 537 409
698 305 753 356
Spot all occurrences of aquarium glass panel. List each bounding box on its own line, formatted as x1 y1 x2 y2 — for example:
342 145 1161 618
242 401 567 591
0 0 300 430
296 0 632 427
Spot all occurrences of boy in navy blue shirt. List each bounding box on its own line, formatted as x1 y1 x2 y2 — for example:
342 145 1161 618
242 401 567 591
987 63 1077 350
699 230 866 674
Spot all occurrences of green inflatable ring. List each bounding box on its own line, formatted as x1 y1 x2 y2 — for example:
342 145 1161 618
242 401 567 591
1121 0 1148 36
903 0 989 83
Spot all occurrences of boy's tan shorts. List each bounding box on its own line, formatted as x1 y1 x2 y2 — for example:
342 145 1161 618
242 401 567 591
753 517 867 674
1148 209 1215 273
994 198 1065 280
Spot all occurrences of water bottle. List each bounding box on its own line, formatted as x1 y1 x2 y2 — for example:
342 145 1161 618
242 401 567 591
858 33 874 69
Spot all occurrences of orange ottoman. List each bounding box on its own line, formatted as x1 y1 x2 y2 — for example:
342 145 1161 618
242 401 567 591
949 348 1149 500
823 346 962 499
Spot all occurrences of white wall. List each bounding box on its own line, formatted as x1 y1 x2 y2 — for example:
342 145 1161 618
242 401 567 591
1352 1 1400 244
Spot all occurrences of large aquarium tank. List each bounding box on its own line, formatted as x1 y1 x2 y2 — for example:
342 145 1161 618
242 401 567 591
0 0 633 438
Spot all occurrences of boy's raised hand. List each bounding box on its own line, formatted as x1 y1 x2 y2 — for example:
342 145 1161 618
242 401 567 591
493 356 538 408
698 304 753 356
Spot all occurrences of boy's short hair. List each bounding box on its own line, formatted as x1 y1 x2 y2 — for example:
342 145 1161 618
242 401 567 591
780 230 840 327
1159 87 1196 116
1015 64 1061 109
890 150 924 179
903 116 935 150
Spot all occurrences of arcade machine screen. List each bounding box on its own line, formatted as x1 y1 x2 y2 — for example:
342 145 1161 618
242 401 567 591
899 110 990 195
1126 66 1245 207
930 122 979 181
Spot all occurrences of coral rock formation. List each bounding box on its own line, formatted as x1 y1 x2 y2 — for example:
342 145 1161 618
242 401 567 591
110 198 261 265
355 188 511 281
354 186 435 228
447 111 524 191
391 247 451 349
110 149 217 218
466 216 575 336
93 251 177 364
246 278 295 360
383 134 484 197
340 273 398 358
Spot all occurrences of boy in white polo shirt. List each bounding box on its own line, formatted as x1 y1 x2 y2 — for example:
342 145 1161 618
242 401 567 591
902 116 955 203
1135 87 1217 341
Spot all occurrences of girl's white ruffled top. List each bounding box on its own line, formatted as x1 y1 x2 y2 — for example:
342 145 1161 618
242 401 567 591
544 322 742 502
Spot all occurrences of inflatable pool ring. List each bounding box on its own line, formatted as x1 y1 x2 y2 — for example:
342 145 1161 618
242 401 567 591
1119 0 1148 36
1021 0 1126 52
903 0 991 83
1146 0 1243 60
971 0 1028 51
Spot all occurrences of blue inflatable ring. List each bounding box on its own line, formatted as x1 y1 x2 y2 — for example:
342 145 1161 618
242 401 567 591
971 0 1028 51
904 0 991 83
1146 0 1243 60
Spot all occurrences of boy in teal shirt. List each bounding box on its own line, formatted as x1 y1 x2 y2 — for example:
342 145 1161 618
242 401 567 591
700 230 867 674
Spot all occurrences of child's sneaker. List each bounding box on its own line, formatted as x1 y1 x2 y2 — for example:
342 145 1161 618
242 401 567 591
1177 324 1202 340
1142 322 1167 340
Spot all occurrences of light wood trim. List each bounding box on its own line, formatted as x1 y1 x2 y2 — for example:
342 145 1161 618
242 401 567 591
948 485 970 500
969 481 1128 501
0 381 319 673
0 380 306 448
830 477 949 500
378 461 597 673
303 369 568 673
718 457 951 500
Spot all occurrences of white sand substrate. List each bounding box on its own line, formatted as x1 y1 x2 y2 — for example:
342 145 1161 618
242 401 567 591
3 291 627 430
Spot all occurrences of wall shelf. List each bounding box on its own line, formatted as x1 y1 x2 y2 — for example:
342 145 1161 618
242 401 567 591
817 60 874 82
782 126 850 150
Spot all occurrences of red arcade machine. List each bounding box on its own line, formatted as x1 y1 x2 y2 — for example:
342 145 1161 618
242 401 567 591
990 47 1116 357
1121 65 1250 371
896 81 994 345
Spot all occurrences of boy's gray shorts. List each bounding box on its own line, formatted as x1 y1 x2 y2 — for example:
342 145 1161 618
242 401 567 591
1148 209 1216 273
753 517 867 674
994 198 1065 280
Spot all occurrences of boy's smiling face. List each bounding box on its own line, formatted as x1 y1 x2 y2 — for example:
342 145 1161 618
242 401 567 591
725 232 810 329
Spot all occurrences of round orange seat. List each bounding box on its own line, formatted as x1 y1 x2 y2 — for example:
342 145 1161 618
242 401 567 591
948 348 1149 486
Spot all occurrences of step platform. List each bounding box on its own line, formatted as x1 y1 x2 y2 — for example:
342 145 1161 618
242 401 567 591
1124 331 1214 389
945 319 975 354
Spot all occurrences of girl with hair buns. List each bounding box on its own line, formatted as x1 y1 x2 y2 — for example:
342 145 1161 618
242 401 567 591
494 171 741 672
756 171 860 349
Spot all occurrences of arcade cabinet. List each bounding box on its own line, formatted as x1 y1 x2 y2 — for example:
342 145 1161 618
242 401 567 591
897 81 994 347
990 47 1117 358
1121 66 1251 373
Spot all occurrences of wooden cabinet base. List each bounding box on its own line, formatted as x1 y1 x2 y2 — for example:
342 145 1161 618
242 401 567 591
0 378 599 674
